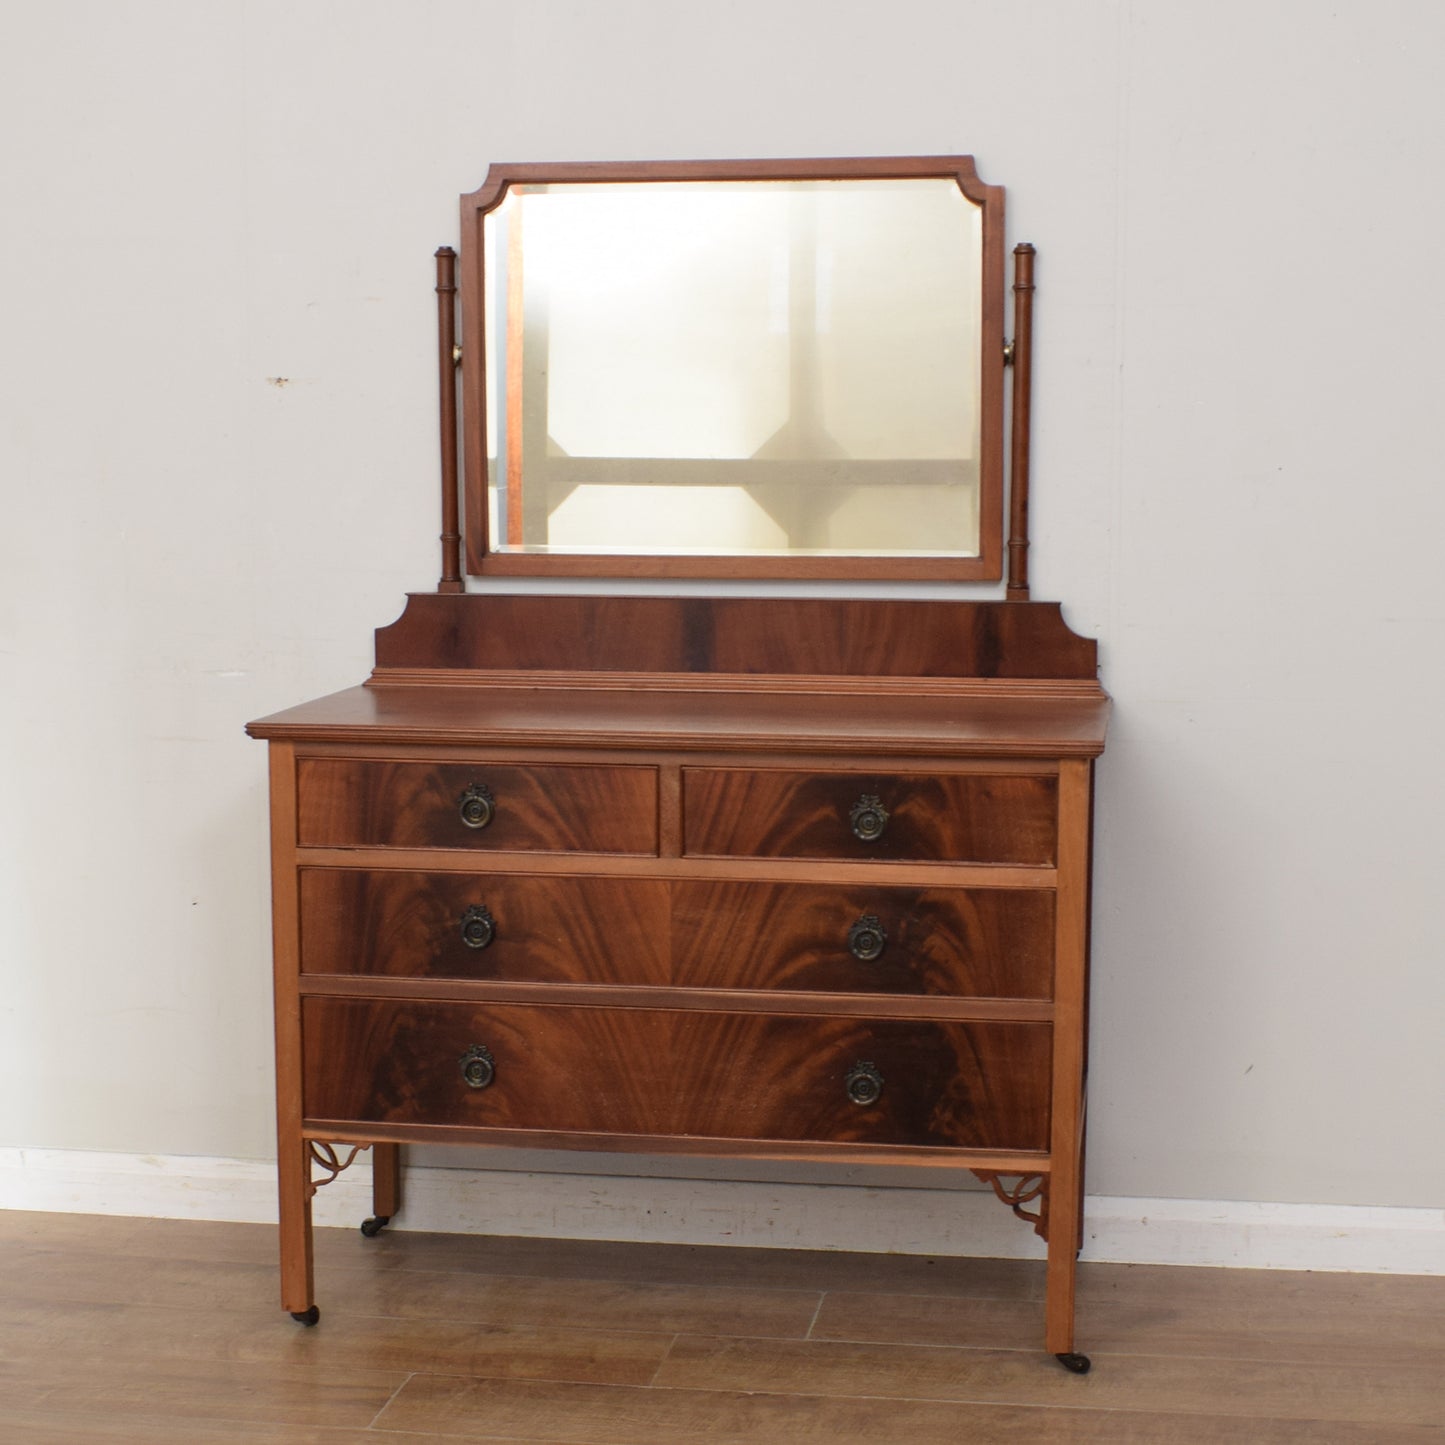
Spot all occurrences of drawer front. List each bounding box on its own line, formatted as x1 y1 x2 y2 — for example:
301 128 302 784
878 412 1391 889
683 768 1058 865
300 869 670 985
671 882 1055 999
302 998 1050 1151
296 759 657 854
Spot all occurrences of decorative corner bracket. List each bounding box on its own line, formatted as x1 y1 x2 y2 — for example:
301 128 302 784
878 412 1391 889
972 1170 1049 1240
306 1141 372 1198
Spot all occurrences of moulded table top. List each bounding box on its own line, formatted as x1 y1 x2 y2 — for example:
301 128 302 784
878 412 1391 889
247 680 1110 759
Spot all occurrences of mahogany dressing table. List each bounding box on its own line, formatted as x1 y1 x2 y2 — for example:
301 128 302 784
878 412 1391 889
247 157 1108 1371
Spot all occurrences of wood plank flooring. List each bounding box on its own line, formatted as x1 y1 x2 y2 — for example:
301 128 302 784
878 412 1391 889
1 1209 1440 1441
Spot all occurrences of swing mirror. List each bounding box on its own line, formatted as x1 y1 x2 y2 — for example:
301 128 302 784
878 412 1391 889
458 157 1005 580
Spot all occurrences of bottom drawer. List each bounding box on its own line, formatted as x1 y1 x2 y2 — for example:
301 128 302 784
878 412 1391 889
302 998 1051 1152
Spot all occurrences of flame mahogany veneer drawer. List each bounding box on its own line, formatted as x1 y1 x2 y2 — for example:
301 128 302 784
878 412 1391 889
296 759 658 854
302 997 1052 1152
300 869 670 984
300 870 1053 999
670 881 1055 999
682 768 1058 865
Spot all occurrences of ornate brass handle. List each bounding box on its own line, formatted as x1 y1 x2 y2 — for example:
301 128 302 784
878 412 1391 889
458 782 495 830
845 1060 884 1106
459 1044 496 1090
459 904 496 950
848 793 889 843
846 914 887 962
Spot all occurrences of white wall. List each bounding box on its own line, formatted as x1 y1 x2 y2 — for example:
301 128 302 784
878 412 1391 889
2 0 1441 1213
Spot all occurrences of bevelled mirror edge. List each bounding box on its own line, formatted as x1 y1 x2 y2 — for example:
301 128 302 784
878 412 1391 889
456 156 1005 582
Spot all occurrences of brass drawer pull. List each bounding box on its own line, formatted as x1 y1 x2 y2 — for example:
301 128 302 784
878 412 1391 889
846 914 887 962
458 783 495 830
844 1060 884 1106
459 904 496 950
459 1043 496 1090
848 793 889 843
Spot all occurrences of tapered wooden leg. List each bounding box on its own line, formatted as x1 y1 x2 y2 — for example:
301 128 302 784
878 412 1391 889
374 1142 402 1216
267 742 315 1321
1047 759 1092 1371
278 1133 315 1319
363 1143 402 1236
1045 1164 1082 1359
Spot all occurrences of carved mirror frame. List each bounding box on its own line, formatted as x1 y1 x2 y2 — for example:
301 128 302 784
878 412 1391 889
451 156 1007 582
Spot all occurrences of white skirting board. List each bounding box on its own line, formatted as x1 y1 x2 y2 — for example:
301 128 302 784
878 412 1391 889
1 1146 1439 1275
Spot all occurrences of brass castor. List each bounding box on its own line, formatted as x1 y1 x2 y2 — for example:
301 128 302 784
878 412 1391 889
290 1305 320 1326
1055 1352 1091 1374
360 1215 390 1237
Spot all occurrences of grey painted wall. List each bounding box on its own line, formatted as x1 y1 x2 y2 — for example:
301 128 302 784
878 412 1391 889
2 0 1441 1210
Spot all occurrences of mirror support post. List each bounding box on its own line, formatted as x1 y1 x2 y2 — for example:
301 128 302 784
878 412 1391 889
1007 242 1036 601
435 246 464 594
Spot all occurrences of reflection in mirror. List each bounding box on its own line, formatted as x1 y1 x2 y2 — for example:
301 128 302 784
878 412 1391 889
483 179 984 560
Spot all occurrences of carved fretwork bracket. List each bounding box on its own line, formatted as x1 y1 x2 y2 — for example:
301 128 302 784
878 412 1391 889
306 1141 372 1198
972 1170 1049 1241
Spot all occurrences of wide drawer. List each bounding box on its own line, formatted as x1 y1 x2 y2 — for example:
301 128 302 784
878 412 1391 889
300 869 669 984
682 768 1058 865
295 759 658 854
670 881 1055 999
302 998 1051 1151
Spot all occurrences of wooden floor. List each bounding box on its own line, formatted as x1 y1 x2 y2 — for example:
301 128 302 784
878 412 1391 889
1 1210 1440 1442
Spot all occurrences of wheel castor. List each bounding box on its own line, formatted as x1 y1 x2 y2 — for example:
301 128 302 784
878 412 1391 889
360 1214 390 1237
290 1305 320 1326
1055 1351 1091 1374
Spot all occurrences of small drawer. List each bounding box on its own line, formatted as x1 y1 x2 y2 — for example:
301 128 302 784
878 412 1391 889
671 882 1055 999
682 768 1057 865
296 759 657 854
299 869 669 985
302 997 1051 1152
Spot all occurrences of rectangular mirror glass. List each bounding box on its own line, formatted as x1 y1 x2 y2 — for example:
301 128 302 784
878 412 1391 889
461 160 1004 579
